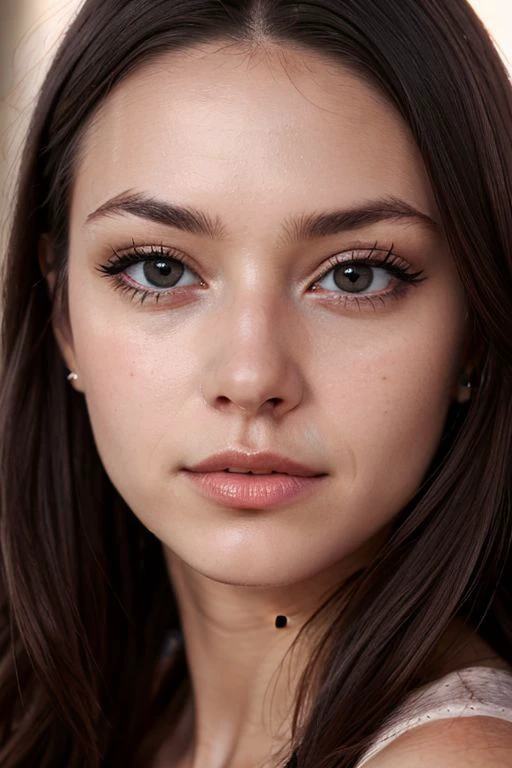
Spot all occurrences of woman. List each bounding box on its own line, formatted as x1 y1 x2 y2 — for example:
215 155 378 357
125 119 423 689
0 0 511 766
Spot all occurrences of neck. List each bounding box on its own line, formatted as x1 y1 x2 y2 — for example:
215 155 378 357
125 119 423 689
160 551 364 768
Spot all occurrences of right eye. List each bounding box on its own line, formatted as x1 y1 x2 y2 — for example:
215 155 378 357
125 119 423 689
124 257 199 291
97 246 205 302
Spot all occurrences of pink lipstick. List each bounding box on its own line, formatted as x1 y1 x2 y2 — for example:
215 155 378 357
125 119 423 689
182 450 327 510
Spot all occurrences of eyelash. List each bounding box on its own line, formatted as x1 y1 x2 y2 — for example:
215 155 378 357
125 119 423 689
96 242 426 311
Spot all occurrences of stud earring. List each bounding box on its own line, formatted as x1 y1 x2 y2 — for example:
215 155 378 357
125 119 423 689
275 615 288 629
67 372 78 382
462 370 473 387
456 371 473 403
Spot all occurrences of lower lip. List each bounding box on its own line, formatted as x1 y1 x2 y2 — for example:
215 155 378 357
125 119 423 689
183 470 325 510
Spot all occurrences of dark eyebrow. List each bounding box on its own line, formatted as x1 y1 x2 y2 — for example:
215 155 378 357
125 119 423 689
282 197 439 241
85 190 439 240
86 190 227 239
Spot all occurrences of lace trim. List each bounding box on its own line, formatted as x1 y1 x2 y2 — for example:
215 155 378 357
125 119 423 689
356 666 512 767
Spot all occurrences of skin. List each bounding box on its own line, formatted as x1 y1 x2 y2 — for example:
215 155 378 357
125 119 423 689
45 40 494 767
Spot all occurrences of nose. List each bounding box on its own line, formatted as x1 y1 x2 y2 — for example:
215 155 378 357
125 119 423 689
201 293 305 419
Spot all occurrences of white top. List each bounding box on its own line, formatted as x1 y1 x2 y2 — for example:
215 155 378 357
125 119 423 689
356 666 512 766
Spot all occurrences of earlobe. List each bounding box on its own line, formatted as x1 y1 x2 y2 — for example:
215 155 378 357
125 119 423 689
53 314 83 393
38 235 83 392
454 370 473 404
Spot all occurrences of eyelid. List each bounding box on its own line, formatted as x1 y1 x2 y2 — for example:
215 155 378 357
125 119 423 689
104 242 403 282
309 244 397 283
104 242 205 281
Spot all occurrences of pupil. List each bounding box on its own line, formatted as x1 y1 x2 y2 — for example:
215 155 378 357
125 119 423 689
143 258 183 288
334 264 373 293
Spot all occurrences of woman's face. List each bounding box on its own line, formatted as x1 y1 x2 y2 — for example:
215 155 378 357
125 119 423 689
59 42 468 586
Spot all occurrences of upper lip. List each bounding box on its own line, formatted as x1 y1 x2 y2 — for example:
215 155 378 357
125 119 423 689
185 450 325 477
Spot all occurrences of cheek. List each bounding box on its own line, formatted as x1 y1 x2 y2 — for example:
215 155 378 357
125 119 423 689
316 307 465 511
68 286 199 490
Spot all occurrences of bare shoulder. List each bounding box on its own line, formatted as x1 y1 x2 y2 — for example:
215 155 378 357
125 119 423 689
363 717 512 767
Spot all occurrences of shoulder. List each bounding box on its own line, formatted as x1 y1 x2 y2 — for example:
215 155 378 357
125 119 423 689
362 716 512 767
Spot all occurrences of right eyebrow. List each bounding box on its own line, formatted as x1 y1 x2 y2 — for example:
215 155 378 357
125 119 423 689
86 190 226 239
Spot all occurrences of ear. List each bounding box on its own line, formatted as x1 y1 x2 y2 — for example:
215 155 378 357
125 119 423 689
452 313 484 404
39 235 83 392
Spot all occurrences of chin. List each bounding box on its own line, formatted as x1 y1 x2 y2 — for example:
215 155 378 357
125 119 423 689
165 537 336 588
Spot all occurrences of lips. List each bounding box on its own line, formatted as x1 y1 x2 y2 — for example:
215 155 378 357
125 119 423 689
185 450 323 478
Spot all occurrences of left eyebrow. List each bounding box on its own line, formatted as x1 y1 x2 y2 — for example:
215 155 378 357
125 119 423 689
85 189 439 240
282 197 439 241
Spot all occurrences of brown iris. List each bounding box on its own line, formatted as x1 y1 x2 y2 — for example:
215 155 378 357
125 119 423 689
333 264 373 293
143 258 184 288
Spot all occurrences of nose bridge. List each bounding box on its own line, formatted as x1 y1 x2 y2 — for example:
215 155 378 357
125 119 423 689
233 285 282 350
202 281 304 416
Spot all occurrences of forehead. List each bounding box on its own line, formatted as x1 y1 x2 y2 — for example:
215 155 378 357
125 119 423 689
73 41 436 229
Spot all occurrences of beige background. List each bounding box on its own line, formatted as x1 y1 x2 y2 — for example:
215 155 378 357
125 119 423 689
1 0 511 254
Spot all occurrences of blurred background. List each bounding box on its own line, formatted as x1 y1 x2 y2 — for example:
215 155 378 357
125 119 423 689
1 0 511 255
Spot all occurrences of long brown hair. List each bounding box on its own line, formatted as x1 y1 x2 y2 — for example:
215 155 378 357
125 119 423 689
1 1 511 766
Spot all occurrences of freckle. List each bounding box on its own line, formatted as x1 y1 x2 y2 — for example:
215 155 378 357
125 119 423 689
381 376 388 381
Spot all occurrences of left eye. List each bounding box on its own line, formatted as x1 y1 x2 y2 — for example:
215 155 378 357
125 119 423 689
316 263 391 294
125 257 199 290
